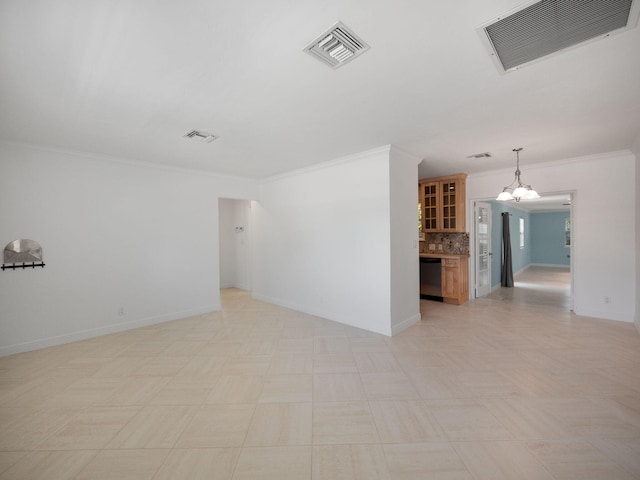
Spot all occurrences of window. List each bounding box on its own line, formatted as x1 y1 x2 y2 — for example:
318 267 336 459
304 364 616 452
565 217 571 247
519 217 525 249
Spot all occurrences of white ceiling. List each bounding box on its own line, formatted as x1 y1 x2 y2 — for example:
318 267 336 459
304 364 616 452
1 0 639 179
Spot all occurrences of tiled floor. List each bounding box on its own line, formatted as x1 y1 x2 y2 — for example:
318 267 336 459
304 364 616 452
1 266 639 479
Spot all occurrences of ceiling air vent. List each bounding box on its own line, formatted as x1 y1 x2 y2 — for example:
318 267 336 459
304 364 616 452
467 152 492 159
478 0 640 73
304 21 370 69
183 129 217 143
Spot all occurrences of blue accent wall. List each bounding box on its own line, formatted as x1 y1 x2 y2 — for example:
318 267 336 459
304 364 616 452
531 211 571 265
488 201 532 288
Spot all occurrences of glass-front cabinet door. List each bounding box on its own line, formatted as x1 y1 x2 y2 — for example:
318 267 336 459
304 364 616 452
421 181 440 232
441 180 457 230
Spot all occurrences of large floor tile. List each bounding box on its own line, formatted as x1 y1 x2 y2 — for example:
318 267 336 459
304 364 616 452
361 372 420 401
313 444 391 480
406 368 471 399
0 452 26 476
313 402 380 444
149 382 212 405
383 442 472 480
206 375 264 404
540 461 637 480
153 448 240 480
314 337 350 354
0 406 80 450
426 399 512 440
268 353 313 374
0 450 98 480
369 400 446 443
38 405 141 450
244 402 312 446
232 446 311 480
223 356 271 376
106 405 197 448
312 353 358 373
453 441 554 480
99 377 170 405
589 436 640 477
74 449 169 480
313 373 366 402
259 375 312 403
176 404 255 448
353 352 403 373
482 397 571 440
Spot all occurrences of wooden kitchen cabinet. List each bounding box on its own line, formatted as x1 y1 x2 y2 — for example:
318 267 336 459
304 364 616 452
441 256 469 305
419 173 467 233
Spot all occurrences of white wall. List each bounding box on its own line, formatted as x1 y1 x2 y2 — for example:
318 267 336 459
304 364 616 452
389 146 421 334
632 137 640 330
467 151 636 323
219 198 237 288
219 198 252 290
252 145 420 336
0 141 258 355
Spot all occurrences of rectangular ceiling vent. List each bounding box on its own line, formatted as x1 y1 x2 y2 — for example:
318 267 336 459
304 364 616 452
183 129 217 143
467 152 492 159
478 0 640 73
304 21 370 69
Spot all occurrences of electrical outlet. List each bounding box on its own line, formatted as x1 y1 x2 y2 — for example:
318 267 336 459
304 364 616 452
118 306 125 316
437 244 443 251
603 296 611 304
429 244 436 250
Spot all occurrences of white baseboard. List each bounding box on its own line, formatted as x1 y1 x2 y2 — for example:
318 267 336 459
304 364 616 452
221 283 250 291
513 265 528 277
0 304 221 358
391 313 421 336
251 292 392 336
528 263 570 269
573 307 634 324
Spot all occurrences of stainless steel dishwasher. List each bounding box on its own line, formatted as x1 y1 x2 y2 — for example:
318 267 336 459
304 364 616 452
420 257 442 300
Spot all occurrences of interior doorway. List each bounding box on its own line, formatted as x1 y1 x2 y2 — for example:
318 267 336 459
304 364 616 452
471 192 574 311
218 198 252 292
485 265 572 309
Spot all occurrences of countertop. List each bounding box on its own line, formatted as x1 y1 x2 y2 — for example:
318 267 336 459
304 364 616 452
420 252 469 259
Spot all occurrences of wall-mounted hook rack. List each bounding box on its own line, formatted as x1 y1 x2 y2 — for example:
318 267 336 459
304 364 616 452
2 262 45 271
2 239 45 271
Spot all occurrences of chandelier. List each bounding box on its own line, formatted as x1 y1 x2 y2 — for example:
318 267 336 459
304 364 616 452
496 148 540 202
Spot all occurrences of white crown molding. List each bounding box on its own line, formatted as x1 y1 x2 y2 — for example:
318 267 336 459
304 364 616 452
261 145 393 184
0 139 259 185
468 149 634 180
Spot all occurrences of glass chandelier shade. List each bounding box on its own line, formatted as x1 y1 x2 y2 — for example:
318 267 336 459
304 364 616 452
496 148 540 202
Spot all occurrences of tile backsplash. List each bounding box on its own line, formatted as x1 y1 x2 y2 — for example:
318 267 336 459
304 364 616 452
420 232 470 254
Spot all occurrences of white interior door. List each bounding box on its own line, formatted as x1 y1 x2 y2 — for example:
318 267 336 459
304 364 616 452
475 201 492 298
